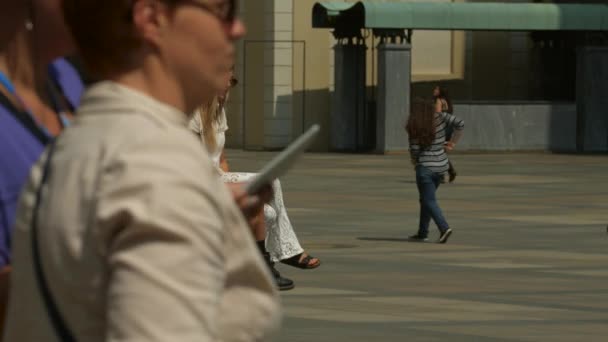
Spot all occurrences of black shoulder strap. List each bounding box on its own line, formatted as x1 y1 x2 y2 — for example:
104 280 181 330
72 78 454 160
0 91 50 145
31 141 76 342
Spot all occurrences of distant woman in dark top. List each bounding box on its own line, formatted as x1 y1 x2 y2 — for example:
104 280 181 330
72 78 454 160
406 99 464 243
433 85 458 183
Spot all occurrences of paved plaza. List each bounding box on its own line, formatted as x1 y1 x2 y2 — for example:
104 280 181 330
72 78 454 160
228 150 608 342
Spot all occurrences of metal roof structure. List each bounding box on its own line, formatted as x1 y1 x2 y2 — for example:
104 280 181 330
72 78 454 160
313 1 608 31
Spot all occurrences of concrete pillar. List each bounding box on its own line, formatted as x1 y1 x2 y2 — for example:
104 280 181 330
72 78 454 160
331 42 367 151
576 47 608 152
376 43 411 153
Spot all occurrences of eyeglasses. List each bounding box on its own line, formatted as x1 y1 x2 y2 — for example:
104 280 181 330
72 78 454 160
182 0 237 24
126 0 237 24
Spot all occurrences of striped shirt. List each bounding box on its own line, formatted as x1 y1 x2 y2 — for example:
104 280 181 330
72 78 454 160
409 112 464 174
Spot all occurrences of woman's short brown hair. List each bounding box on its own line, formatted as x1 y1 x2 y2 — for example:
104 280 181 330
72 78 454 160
61 0 177 77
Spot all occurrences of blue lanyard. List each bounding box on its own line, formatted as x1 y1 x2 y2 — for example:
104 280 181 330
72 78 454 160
59 113 70 128
0 70 17 94
0 70 69 136
45 80 71 129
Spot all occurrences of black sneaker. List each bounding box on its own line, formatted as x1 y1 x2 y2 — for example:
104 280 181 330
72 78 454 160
258 241 295 291
408 234 428 242
438 228 453 244
271 266 295 291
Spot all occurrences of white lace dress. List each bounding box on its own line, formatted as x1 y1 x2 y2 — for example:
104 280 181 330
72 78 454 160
189 110 304 262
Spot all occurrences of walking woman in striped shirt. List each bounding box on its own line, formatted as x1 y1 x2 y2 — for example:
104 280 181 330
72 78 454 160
406 99 464 243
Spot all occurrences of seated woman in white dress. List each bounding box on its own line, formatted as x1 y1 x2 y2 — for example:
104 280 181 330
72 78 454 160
190 75 321 280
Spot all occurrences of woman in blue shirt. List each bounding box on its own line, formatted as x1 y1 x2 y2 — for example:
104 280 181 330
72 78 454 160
0 0 82 328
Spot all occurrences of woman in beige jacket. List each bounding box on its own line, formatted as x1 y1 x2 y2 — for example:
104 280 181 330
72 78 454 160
3 1 281 341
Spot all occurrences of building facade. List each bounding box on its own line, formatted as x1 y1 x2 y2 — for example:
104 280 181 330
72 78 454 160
229 0 607 152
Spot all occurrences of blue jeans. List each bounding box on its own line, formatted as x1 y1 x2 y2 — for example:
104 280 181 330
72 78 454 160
415 165 449 237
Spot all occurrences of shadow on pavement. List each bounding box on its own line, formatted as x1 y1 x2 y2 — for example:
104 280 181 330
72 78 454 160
357 237 431 243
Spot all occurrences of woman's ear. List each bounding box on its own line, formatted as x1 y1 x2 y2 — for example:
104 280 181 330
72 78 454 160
131 0 170 48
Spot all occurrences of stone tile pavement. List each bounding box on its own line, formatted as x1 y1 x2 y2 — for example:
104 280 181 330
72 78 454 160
227 150 608 342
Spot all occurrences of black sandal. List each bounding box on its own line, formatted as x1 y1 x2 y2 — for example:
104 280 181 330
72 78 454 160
280 253 321 269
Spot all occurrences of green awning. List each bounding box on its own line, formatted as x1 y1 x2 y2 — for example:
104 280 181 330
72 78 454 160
313 1 608 31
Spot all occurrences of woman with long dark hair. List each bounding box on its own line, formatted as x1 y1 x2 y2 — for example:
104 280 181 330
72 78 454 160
406 99 464 243
433 85 452 114
433 85 458 182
